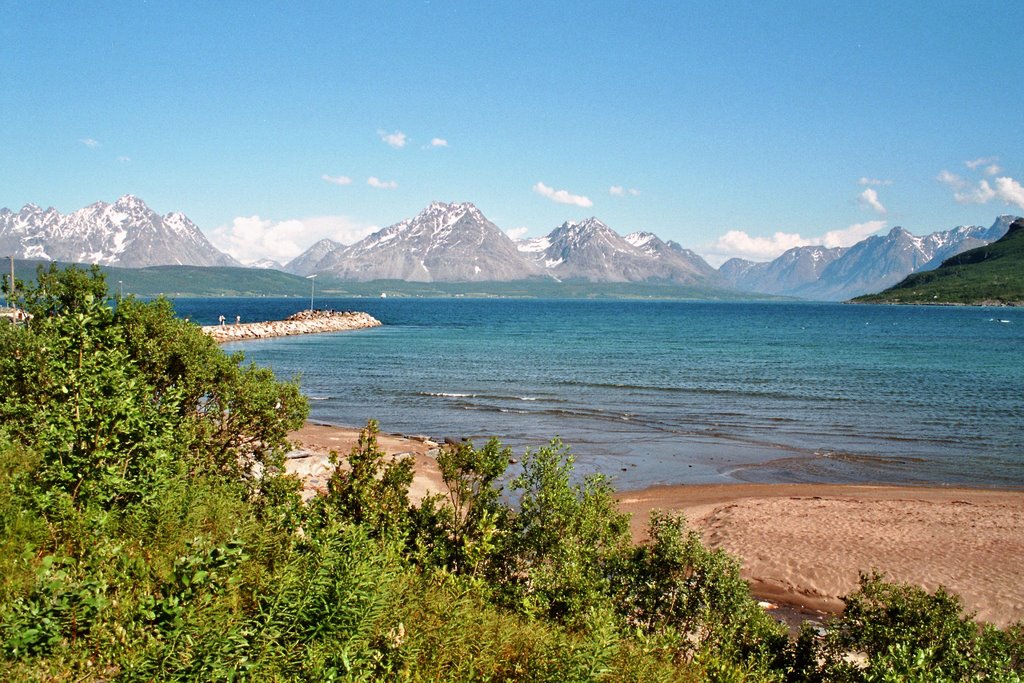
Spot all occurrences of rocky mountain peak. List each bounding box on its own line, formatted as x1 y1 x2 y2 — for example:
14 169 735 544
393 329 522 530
0 196 238 268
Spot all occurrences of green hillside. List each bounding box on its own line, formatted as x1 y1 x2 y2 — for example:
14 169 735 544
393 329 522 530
5 260 777 300
853 219 1024 305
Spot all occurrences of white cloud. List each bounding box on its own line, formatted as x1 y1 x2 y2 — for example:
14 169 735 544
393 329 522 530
378 129 407 148
321 174 353 186
993 177 1024 210
965 156 998 170
939 160 1024 210
209 214 378 264
954 179 997 204
819 220 888 248
505 226 530 240
858 187 887 215
79 138 100 148
367 176 398 189
703 220 887 265
533 181 593 208
429 137 448 147
609 185 640 197
704 230 808 263
950 176 1024 208
857 177 892 186
937 170 966 189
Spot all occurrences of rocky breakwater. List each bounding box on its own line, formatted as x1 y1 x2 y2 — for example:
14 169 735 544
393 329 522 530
202 309 382 343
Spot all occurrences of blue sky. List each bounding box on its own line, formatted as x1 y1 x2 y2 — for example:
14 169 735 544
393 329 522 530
2 1 1022 265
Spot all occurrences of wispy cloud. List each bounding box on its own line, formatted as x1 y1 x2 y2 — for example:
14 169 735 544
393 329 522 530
858 176 892 186
533 181 593 208
703 220 887 265
965 156 999 170
367 176 398 189
937 170 966 190
209 215 378 264
378 129 407 149
79 138 100 148
429 137 448 148
953 179 997 205
609 185 640 197
117 156 131 163
985 164 1003 176
505 226 529 240
858 187 887 215
321 174 353 186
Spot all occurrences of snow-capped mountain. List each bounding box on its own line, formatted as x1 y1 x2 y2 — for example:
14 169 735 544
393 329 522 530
0 195 239 268
518 218 714 284
248 257 284 270
286 203 719 285
718 245 847 296
283 238 342 275
718 216 1019 300
286 202 543 281
625 231 718 280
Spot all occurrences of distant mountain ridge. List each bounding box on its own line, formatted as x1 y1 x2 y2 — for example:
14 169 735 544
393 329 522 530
0 195 239 268
717 216 1018 300
288 203 717 285
853 218 1024 305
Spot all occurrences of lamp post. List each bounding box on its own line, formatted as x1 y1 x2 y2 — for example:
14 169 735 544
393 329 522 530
307 274 317 311
118 280 123 300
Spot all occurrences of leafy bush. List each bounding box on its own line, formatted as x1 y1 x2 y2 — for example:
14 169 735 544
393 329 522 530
307 420 414 541
497 440 631 626
616 510 786 665
793 572 1024 682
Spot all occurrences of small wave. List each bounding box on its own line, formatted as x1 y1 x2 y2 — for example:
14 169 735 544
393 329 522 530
422 392 476 398
308 396 333 401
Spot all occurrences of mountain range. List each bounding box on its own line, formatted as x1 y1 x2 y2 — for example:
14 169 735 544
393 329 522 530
285 203 715 285
3 195 1018 301
853 218 1024 305
717 216 1018 301
0 195 238 268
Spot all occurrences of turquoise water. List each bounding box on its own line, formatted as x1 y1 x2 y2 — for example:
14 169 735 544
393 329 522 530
175 298 1024 489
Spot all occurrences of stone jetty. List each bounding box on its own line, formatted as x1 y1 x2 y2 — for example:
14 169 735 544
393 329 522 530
202 309 381 343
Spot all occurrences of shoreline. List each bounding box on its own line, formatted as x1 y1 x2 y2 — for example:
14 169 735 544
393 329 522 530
287 421 1024 628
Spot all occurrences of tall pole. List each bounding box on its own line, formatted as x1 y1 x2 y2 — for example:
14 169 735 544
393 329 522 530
7 255 13 307
308 274 317 311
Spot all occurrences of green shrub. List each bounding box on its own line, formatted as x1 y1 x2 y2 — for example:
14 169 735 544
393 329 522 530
799 572 1024 682
499 440 631 626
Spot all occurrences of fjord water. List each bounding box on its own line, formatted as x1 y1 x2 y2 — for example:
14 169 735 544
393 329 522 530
175 298 1024 490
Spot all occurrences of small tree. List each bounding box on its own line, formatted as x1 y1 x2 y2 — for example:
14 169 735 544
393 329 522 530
309 421 414 540
500 440 631 625
432 438 510 576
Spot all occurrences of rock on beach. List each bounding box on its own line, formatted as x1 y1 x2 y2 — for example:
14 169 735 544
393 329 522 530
202 309 381 343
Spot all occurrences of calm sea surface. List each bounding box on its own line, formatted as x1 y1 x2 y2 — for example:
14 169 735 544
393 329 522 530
173 297 1024 490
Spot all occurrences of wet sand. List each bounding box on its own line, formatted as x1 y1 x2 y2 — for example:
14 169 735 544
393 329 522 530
287 422 1024 627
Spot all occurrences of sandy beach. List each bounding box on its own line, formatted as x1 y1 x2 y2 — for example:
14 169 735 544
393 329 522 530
287 422 1024 628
